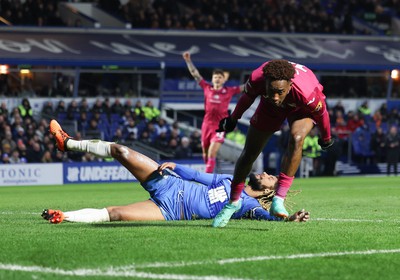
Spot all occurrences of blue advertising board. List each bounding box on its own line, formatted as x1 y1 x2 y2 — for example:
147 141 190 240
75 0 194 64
63 161 137 184
0 27 399 70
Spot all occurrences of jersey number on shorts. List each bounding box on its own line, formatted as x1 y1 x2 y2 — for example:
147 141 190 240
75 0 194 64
208 186 228 204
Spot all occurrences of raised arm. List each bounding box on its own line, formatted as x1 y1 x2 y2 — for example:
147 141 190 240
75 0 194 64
182 52 203 82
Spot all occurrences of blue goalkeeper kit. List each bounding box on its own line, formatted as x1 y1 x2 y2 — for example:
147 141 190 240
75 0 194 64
141 164 282 221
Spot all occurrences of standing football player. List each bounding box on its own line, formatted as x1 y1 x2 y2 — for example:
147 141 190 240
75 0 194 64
183 52 244 173
213 59 334 227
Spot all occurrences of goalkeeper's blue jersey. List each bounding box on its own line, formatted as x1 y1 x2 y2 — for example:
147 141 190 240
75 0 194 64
141 164 282 221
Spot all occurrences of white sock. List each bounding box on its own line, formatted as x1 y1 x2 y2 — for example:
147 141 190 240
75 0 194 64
64 208 110 223
66 139 112 158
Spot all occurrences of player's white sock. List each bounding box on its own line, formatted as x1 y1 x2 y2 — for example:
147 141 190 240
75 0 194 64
66 139 112 158
64 208 110 223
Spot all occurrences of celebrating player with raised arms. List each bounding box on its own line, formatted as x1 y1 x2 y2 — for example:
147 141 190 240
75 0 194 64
182 52 244 173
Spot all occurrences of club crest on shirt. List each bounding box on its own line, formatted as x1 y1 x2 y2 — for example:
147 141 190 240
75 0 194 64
313 101 323 112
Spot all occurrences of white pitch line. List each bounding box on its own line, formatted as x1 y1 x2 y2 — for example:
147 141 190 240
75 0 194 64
0 264 248 280
0 212 38 215
133 248 400 268
313 218 385 222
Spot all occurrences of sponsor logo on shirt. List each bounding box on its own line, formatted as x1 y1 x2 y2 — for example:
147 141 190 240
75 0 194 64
313 101 323 112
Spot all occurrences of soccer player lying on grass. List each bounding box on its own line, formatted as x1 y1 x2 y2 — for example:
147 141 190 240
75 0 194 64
42 120 310 224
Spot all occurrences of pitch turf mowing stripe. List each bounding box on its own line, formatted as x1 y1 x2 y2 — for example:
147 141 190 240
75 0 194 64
1 249 399 279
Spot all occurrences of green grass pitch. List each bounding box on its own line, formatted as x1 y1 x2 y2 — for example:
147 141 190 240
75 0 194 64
0 176 399 280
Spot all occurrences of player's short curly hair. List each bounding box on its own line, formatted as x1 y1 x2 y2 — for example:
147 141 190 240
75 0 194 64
262 59 295 81
212 69 225 76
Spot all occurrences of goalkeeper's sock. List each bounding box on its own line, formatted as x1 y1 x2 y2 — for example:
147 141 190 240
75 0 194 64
64 208 110 223
66 139 112 158
230 182 245 201
276 172 294 199
205 157 216 173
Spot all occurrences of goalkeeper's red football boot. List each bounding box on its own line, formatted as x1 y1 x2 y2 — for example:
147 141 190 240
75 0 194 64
49 119 71 152
41 209 65 224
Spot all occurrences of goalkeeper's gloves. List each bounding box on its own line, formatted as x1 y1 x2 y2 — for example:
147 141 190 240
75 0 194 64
318 138 334 150
216 116 237 133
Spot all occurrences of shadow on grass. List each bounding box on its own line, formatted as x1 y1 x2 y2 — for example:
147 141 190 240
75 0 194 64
89 221 269 231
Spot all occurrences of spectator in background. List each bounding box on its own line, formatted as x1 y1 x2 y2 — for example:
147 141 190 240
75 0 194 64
387 108 400 127
139 130 152 146
0 101 9 119
18 98 33 120
332 100 346 118
10 150 25 164
226 127 246 146
170 121 183 138
66 100 79 120
41 150 53 163
102 98 112 119
16 139 28 161
111 128 124 143
385 125 400 176
133 100 143 116
379 103 388 122
2 131 16 152
26 141 43 163
189 130 202 154
154 131 170 151
2 153 10 164
55 100 66 116
111 98 124 116
346 111 364 132
85 119 100 138
124 100 134 114
53 150 65 162
169 129 182 146
41 101 54 118
79 98 90 113
370 126 386 163
154 118 170 136
373 110 383 129
167 138 179 156
121 109 133 126
77 111 90 132
122 118 138 142
14 126 28 145
91 99 104 114
142 100 160 121
302 127 322 176
358 101 371 118
175 136 193 159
